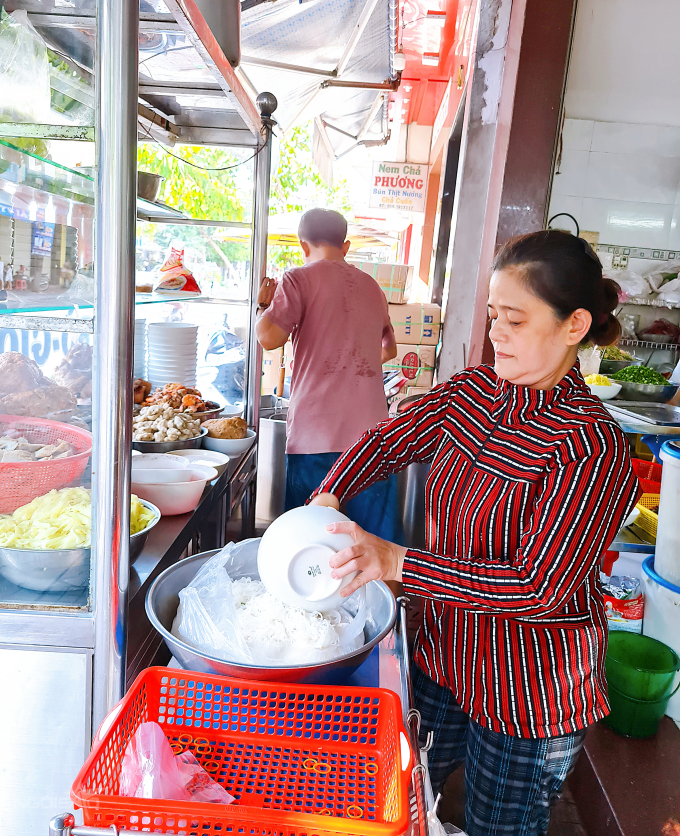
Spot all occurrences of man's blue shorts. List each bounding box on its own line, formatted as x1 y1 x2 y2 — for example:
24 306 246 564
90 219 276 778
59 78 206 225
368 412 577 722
285 452 405 545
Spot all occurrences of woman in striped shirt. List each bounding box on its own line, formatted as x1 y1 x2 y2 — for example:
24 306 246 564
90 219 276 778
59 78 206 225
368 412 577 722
311 230 639 836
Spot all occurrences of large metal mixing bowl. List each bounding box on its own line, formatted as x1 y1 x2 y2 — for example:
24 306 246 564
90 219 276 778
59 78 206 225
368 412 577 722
146 550 397 684
0 499 160 592
132 427 208 454
615 380 679 403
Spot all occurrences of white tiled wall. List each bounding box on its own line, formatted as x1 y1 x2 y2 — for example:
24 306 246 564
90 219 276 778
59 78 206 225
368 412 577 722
548 119 680 249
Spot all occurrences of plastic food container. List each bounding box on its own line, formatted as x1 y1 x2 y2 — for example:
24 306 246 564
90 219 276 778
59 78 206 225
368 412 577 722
642 557 680 723
258 505 358 612
656 440 680 585
631 458 662 494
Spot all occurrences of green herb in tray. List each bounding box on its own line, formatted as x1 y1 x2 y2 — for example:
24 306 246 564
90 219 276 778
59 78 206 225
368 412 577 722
612 366 669 385
601 345 634 361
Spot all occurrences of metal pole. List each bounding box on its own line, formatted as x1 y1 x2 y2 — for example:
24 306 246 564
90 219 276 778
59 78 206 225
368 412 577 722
246 93 277 430
396 596 429 836
91 0 139 729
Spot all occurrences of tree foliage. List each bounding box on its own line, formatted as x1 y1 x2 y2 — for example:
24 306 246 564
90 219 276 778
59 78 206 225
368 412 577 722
268 123 351 270
137 142 249 223
136 123 351 277
136 142 251 269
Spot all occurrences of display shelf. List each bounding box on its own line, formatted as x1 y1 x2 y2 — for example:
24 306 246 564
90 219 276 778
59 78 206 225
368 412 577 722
0 571 88 611
0 138 95 203
619 338 679 354
0 292 249 331
622 296 680 310
595 243 680 261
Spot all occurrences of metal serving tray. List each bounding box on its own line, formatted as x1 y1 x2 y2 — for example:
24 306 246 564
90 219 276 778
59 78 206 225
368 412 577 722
607 401 680 426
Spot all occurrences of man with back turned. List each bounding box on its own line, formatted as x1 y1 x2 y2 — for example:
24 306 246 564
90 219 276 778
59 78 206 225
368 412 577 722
256 208 402 541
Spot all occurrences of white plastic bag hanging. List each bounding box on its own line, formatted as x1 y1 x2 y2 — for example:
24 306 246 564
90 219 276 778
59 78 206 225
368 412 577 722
0 10 51 124
172 538 367 666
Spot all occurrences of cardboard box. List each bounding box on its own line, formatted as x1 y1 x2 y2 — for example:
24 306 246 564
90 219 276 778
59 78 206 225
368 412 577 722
388 303 441 345
261 342 293 395
406 386 430 397
349 260 413 304
383 344 436 389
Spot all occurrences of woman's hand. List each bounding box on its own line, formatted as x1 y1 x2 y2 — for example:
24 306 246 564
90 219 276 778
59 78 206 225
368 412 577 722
309 493 340 510
327 521 406 597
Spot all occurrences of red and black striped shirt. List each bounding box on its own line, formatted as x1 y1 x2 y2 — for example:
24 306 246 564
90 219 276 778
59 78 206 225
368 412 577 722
317 365 640 738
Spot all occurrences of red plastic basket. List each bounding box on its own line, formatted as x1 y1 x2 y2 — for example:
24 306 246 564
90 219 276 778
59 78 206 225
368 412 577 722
0 414 92 513
632 458 663 494
71 668 412 836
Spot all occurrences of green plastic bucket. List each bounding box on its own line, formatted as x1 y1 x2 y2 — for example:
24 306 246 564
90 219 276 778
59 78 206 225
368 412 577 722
606 631 680 701
604 683 675 738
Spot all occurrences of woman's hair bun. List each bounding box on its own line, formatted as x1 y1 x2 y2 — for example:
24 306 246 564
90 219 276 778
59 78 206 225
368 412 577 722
588 277 622 345
492 230 622 346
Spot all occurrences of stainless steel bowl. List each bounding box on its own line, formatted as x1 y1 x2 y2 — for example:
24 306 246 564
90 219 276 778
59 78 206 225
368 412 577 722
0 499 160 592
132 426 208 454
137 171 164 202
599 359 640 375
130 499 161 561
146 550 397 684
193 406 224 424
615 381 679 403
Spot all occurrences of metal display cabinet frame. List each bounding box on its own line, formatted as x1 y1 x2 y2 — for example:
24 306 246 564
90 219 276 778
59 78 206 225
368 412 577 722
0 1 273 831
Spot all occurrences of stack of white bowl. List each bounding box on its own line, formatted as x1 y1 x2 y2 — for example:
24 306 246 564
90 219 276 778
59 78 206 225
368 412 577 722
134 319 147 379
147 322 198 389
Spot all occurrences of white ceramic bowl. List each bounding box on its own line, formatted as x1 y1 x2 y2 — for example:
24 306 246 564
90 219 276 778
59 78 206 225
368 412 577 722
588 381 622 400
132 468 195 485
132 453 189 471
257 506 358 612
148 344 197 354
131 464 218 516
148 331 197 340
203 428 256 456
167 449 230 477
148 323 197 335
147 370 197 378
147 358 197 368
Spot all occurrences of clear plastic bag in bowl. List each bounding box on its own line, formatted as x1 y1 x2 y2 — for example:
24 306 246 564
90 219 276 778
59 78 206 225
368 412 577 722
172 538 367 666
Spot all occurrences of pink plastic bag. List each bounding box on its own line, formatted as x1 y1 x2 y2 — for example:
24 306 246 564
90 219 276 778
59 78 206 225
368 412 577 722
119 722 234 804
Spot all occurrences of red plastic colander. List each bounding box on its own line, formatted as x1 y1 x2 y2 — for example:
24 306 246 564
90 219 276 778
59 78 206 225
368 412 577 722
0 414 92 513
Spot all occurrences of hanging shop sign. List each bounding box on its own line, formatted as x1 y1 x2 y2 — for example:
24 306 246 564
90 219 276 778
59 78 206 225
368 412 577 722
369 161 429 213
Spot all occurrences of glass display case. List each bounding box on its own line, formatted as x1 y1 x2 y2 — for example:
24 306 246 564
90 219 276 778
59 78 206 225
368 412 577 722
0 1 272 831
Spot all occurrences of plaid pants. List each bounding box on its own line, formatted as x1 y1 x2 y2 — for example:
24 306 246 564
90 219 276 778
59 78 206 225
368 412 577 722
413 665 587 836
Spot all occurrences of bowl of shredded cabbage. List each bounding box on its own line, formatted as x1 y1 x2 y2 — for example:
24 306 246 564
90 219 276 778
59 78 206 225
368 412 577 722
0 488 160 592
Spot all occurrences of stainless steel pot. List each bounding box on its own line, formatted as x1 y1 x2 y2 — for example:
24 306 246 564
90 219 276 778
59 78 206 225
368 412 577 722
137 171 164 202
256 407 287 523
145 549 397 684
